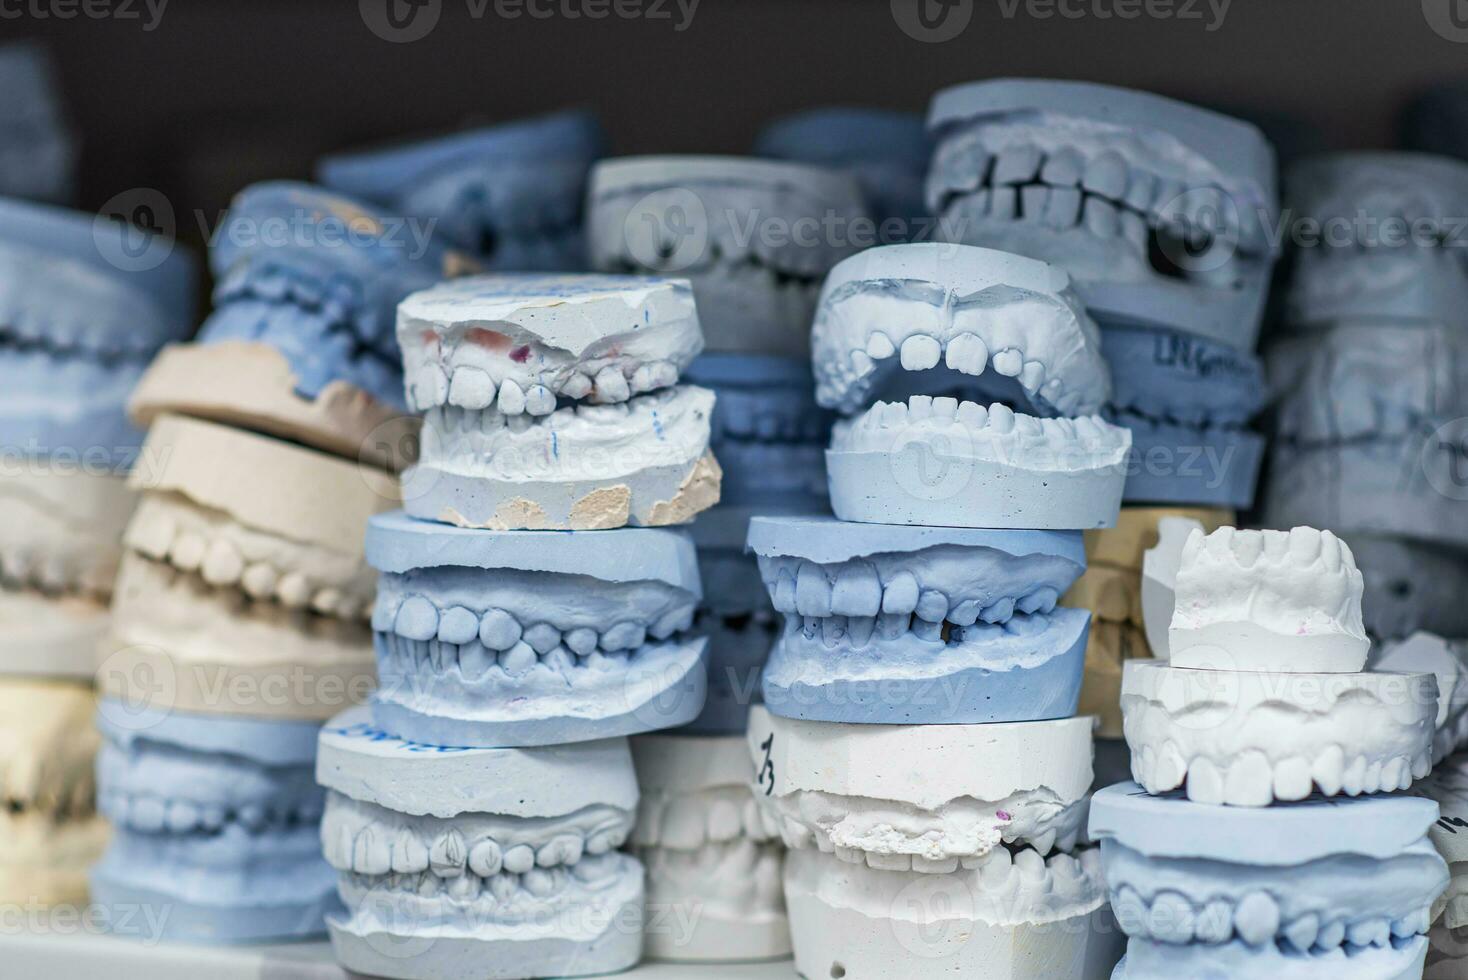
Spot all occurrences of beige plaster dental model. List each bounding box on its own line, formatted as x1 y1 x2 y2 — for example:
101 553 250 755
103 414 394 720
0 678 107 905
631 734 790 962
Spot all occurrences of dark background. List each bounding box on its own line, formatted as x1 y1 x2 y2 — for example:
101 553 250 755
11 0 1468 249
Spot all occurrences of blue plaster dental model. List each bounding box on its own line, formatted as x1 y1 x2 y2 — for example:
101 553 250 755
1092 783 1446 979
1102 325 1265 507
587 155 869 359
398 274 720 531
0 195 196 464
365 511 706 747
810 243 1129 529
318 110 605 271
1284 153 1468 331
1263 323 1468 550
747 515 1090 724
926 79 1279 351
754 107 931 235
91 704 338 942
129 181 470 466
0 43 74 204
317 705 644 980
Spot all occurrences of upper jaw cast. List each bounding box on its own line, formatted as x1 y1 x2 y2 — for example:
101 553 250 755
926 79 1279 351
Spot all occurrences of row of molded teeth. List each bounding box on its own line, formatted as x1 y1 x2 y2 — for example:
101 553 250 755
604 244 829 290
340 853 627 904
852 328 1072 413
788 610 1054 650
408 359 682 416
928 135 1261 253
830 838 1101 895
767 559 1059 625
1130 742 1426 805
127 515 372 622
855 396 1122 447
100 789 322 835
1112 885 1434 951
377 632 659 681
1182 526 1357 575
423 385 692 435
780 813 1080 864
0 549 115 600
0 319 159 361
217 264 377 341
636 789 772 850
323 814 627 879
374 594 694 657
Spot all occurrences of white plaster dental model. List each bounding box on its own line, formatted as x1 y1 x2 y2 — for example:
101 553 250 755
926 79 1279 350
397 274 721 530
1285 153 1468 330
630 734 789 961
587 156 868 359
748 515 1092 725
317 705 644 980
1093 783 1444 980
0 679 106 905
1373 633 1468 764
365 510 706 747
747 706 1113 979
1264 323 1468 551
104 414 392 720
92 703 338 942
812 244 1129 529
1168 526 1369 674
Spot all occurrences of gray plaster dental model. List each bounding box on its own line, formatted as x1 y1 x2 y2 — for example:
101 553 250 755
398 274 720 531
0 195 196 463
318 109 605 271
1284 153 1468 330
91 705 338 942
1091 783 1445 980
104 414 392 720
586 156 868 359
1422 750 1468 931
130 181 473 468
1122 525 1439 807
365 510 706 747
748 707 1114 979
631 734 790 962
316 705 643 980
1263 323 1468 550
754 107 931 233
812 243 1128 528
0 43 74 204
927 79 1279 350
1100 325 1265 508
1350 536 1468 642
748 515 1091 725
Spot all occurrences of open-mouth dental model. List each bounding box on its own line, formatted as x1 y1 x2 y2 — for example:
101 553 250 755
104 414 391 720
365 510 706 747
0 44 74 204
749 515 1091 725
1100 325 1265 508
129 181 473 469
1285 153 1468 330
399 273 721 530
1092 783 1444 980
91 703 338 941
754 107 932 232
0 679 106 906
1168 526 1369 674
748 707 1112 979
926 79 1279 350
318 109 604 271
586 155 868 358
1264 323 1468 550
813 244 1128 528
316 705 644 980
631 733 790 961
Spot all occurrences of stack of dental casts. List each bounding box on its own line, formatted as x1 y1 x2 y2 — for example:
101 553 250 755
922 78 1280 775
91 181 458 942
0 196 194 907
319 272 721 978
741 239 1129 979
1098 524 1448 978
0 42 74 204
319 109 605 272
583 151 863 961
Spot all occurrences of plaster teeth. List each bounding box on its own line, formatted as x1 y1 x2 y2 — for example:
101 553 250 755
448 367 497 410
499 642 537 675
867 852 912 871
994 145 1042 184
496 379 526 415
900 334 942 370
866 332 896 359
912 855 959 874
1041 147 1085 186
593 367 630 403
944 332 989 375
392 828 428 873
478 609 522 650
1283 913 1319 952
1317 919 1345 949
